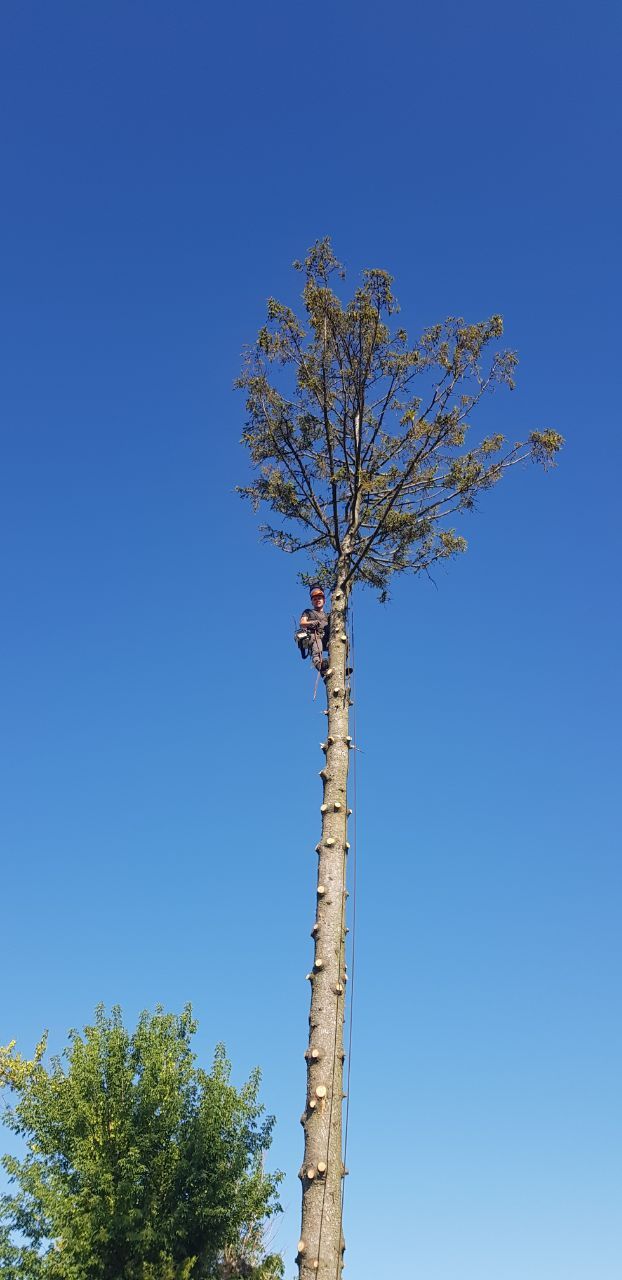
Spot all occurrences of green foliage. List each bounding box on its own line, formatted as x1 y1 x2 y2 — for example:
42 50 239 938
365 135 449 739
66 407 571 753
0 1007 283 1280
237 238 563 596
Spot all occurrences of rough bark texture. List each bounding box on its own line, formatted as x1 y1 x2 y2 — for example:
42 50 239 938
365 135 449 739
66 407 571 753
297 581 350 1280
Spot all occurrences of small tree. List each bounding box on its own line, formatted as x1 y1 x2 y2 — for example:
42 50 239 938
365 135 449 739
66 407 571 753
0 1006 283 1280
237 239 562 1280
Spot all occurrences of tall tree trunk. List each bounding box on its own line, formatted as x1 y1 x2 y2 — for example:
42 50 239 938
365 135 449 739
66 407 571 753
297 575 351 1280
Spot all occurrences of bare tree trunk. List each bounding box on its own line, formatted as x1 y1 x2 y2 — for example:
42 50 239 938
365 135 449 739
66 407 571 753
297 576 351 1280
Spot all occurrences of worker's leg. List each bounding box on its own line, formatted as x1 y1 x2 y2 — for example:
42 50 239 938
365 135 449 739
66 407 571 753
311 636 331 677
310 635 324 672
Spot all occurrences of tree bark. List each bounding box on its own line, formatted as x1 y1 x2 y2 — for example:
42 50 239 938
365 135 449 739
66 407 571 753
297 574 351 1280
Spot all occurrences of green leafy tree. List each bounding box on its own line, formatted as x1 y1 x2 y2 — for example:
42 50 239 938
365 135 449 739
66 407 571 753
0 1006 283 1280
237 238 563 1280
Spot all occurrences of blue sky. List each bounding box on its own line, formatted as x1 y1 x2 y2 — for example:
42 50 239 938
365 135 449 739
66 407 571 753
1 2 621 1276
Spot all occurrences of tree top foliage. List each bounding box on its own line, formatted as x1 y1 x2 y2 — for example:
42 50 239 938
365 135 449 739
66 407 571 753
0 1005 282 1280
237 238 563 598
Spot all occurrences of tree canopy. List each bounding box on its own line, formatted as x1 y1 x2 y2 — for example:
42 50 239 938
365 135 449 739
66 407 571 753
238 238 563 597
0 1006 282 1280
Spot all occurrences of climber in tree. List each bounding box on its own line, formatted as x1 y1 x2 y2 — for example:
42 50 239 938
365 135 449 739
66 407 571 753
296 583 330 676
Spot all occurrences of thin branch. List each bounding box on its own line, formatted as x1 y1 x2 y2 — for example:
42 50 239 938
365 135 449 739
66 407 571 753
258 396 335 544
321 315 342 552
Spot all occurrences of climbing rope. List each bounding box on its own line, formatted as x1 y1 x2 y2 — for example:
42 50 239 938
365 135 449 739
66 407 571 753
338 606 358 1277
342 607 358 1187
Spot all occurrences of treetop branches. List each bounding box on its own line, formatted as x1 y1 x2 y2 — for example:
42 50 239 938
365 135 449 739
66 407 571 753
237 238 563 597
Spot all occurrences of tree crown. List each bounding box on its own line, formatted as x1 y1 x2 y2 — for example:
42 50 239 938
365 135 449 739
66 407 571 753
238 238 563 597
0 1006 282 1280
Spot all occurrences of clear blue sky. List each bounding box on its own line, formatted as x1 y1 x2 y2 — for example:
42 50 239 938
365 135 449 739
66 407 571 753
1 3 621 1276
